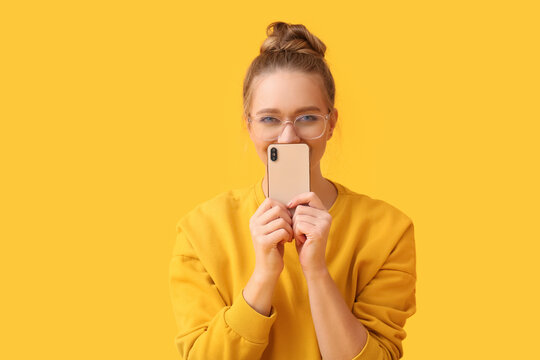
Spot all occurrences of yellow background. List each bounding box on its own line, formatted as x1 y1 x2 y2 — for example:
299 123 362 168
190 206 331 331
1 1 539 359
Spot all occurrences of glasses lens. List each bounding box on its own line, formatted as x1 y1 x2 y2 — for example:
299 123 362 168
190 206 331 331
294 114 325 139
251 114 326 140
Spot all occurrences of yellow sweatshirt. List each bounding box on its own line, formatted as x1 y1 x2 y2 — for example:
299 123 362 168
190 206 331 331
169 177 416 359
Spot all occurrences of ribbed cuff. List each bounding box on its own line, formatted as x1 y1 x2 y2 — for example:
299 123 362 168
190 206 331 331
224 289 278 344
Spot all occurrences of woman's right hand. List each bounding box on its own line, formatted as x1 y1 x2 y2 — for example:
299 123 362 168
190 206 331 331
249 197 293 278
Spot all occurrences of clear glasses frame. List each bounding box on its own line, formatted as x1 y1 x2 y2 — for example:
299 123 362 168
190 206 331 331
247 110 332 141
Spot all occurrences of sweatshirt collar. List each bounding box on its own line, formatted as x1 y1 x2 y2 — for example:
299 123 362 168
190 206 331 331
253 176 344 214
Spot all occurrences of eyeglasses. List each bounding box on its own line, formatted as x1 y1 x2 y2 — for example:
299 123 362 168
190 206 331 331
247 111 331 141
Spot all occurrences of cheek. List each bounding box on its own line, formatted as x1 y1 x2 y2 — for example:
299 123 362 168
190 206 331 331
256 142 271 164
308 141 327 164
261 148 268 165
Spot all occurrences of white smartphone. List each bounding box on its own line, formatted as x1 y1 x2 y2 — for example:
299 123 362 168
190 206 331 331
266 143 310 214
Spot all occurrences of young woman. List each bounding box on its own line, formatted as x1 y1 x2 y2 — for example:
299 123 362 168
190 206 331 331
169 21 416 360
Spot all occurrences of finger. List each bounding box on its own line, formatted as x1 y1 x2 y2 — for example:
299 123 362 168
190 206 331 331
292 213 318 227
287 192 325 211
269 198 293 216
259 205 292 226
294 229 307 243
292 204 324 219
293 220 311 243
263 217 293 239
253 197 274 218
262 198 292 217
273 202 293 223
295 237 304 252
267 227 292 245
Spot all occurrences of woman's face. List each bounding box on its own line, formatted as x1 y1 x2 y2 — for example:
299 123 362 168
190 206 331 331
246 70 338 170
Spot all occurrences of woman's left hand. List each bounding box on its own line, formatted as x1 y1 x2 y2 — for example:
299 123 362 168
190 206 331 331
287 192 332 274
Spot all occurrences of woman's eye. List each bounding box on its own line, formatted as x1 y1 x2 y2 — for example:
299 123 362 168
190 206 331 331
297 115 316 122
259 117 279 123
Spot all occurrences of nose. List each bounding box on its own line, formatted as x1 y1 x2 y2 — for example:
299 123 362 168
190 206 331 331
277 122 301 143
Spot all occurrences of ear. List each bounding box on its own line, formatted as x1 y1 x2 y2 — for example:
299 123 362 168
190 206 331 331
244 115 256 141
327 108 338 140
244 114 252 131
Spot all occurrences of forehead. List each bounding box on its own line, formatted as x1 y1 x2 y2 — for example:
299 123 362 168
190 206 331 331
250 70 326 114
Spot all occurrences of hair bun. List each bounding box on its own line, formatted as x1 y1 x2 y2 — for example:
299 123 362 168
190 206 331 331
260 21 326 58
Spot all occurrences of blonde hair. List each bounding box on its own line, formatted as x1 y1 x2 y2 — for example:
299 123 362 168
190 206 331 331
242 21 336 122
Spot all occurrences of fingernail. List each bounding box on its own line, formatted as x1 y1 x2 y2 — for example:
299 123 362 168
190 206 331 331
287 201 292 207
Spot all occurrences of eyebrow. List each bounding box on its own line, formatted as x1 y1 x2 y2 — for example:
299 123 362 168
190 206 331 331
255 106 322 115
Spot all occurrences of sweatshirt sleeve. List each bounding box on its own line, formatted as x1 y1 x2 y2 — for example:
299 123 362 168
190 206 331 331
351 220 417 360
169 224 278 360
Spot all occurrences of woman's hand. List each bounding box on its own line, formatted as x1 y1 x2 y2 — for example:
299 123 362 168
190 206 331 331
287 192 332 274
249 198 293 279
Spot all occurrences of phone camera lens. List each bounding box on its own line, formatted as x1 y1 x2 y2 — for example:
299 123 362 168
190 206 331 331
270 147 278 161
269 146 278 161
